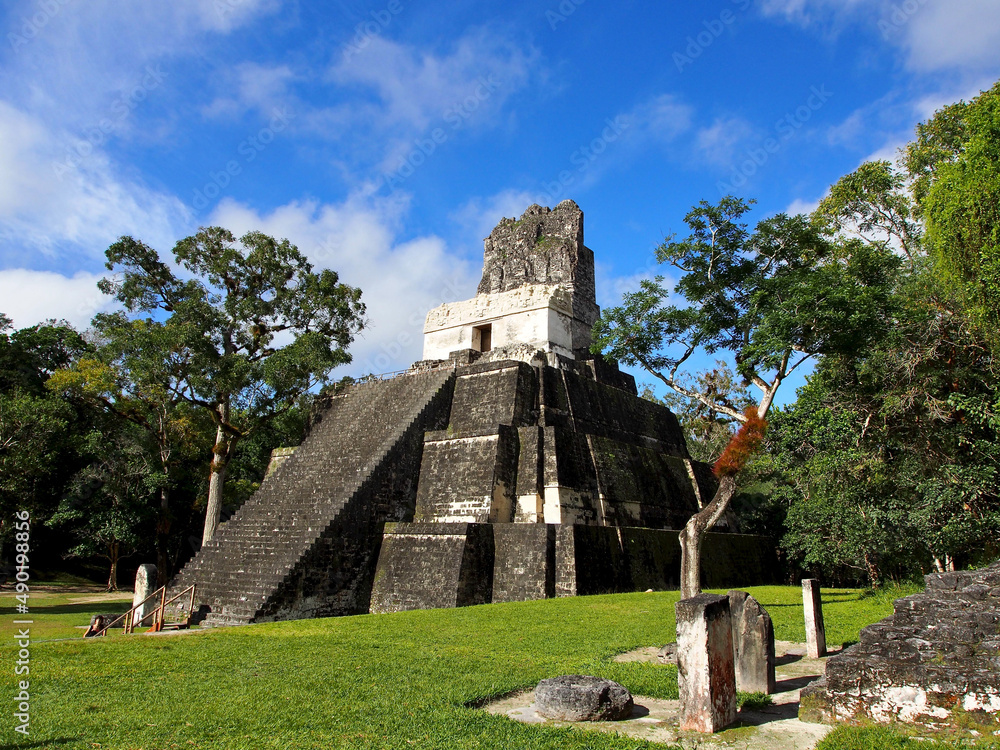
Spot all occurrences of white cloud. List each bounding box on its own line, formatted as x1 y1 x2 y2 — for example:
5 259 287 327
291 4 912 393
208 194 478 375
202 62 297 120
0 101 191 263
624 94 695 145
757 0 866 26
785 197 822 217
1 1 281 132
899 1 1000 73
758 0 1000 74
0 269 113 330
696 116 756 166
329 27 538 134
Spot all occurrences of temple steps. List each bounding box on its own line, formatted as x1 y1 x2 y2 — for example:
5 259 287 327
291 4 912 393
168 368 455 626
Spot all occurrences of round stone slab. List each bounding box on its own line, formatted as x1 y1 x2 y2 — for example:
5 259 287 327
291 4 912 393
534 675 634 721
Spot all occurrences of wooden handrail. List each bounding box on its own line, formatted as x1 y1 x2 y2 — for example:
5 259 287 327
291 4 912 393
96 586 165 636
94 584 197 637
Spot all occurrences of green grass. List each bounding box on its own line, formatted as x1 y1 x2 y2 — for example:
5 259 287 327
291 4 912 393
0 588 133 640
818 725 1000 750
736 691 773 711
0 583 947 750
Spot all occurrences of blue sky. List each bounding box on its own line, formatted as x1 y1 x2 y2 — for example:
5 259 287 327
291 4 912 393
1 0 998 398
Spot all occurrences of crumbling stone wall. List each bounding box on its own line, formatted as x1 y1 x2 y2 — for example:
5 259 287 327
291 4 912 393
478 200 599 355
801 561 1000 728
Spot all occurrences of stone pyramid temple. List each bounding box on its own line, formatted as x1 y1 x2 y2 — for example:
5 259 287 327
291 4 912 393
170 201 774 626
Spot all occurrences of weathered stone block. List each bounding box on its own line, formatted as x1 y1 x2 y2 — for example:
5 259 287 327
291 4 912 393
728 590 776 694
801 561 1000 729
535 675 633 721
676 593 737 733
492 524 554 602
132 564 158 627
802 579 827 658
369 523 494 613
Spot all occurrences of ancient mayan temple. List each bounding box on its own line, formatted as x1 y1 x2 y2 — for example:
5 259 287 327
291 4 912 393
169 201 774 626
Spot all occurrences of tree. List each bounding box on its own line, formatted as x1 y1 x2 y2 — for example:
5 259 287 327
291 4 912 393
908 81 1000 352
47 317 212 582
815 159 921 265
645 363 754 464
0 314 89 395
0 388 74 525
593 196 901 598
49 422 156 590
772 265 1000 584
98 227 365 544
0 316 91 564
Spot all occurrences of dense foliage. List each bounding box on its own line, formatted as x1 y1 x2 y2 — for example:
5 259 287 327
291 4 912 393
1 228 362 589
622 81 1000 586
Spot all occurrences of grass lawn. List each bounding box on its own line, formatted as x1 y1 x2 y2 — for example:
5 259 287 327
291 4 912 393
1 582 994 749
1 586 133 641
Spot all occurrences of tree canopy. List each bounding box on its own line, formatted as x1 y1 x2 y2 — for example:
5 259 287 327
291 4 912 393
593 196 901 422
909 81 1000 353
95 227 366 544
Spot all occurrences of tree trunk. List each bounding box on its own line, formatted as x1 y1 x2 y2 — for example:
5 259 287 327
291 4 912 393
679 474 738 599
107 542 119 592
156 486 170 586
202 415 236 545
864 552 880 588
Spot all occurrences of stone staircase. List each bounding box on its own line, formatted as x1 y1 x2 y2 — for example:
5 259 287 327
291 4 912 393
168 368 455 627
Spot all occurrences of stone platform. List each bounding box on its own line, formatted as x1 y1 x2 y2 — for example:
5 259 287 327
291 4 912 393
801 562 1000 729
483 641 836 749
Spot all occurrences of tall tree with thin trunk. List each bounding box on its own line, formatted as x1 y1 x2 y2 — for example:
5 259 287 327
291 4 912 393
98 227 366 546
592 197 900 598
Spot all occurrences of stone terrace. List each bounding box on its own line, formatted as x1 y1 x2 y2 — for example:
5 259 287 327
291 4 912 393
801 561 1000 727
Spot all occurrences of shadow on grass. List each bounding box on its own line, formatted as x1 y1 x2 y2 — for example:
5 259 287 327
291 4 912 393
0 601 131 617
757 595 862 609
0 737 80 748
